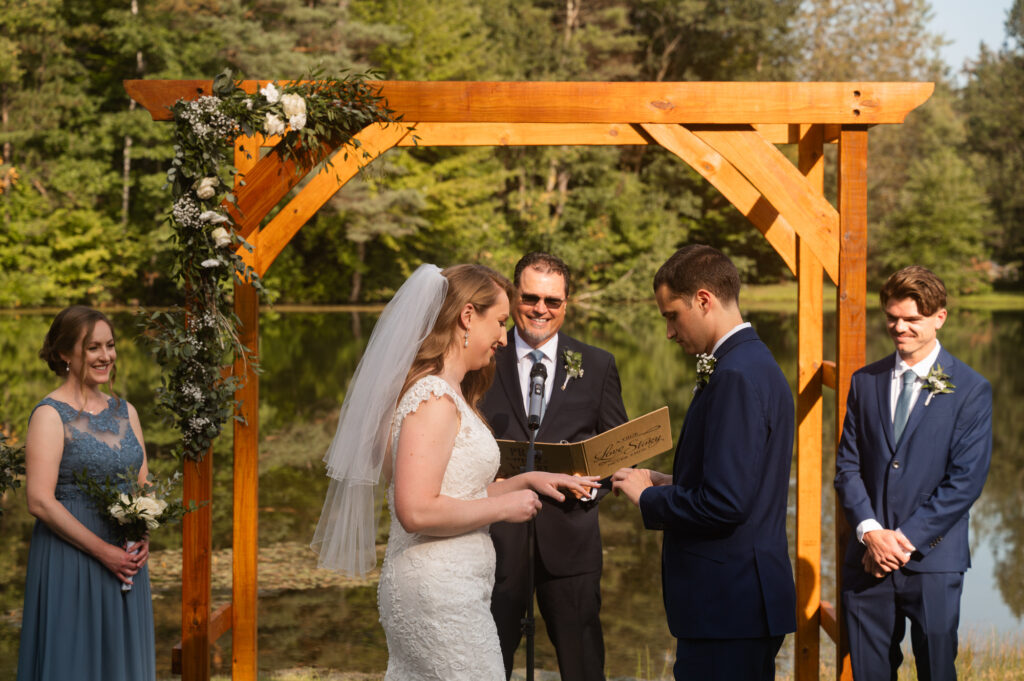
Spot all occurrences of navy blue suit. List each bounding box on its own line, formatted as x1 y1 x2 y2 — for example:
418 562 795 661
481 330 627 681
835 347 992 680
639 327 796 680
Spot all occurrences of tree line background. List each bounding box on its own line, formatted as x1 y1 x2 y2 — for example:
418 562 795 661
1 0 1022 306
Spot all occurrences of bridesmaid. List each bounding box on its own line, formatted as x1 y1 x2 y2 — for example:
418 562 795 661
17 306 155 681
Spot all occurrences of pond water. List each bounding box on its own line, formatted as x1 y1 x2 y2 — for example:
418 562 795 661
1 302 1021 678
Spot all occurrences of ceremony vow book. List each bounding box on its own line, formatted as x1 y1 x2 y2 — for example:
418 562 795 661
496 407 673 479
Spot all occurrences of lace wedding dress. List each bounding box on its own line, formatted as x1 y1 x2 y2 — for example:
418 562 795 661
377 375 505 680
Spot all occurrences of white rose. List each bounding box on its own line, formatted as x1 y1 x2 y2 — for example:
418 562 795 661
280 93 306 118
211 227 232 248
265 113 286 136
201 258 221 268
288 113 306 131
194 176 219 200
109 494 131 522
260 82 280 104
199 210 229 225
135 495 162 519
145 517 160 531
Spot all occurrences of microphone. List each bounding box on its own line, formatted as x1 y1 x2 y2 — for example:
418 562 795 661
527 361 547 431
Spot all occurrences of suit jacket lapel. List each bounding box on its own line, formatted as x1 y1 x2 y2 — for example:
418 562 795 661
496 329 529 434
876 357 896 452
898 347 956 450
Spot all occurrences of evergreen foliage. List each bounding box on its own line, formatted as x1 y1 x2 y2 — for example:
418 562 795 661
0 0 1018 302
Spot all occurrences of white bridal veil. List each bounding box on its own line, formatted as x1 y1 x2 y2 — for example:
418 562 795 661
311 264 448 575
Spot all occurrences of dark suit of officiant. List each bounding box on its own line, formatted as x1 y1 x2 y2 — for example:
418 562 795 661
639 327 796 678
481 329 627 681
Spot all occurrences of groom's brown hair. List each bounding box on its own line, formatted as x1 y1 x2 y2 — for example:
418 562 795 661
654 244 740 306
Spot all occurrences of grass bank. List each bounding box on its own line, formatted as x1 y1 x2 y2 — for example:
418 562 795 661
741 282 1024 312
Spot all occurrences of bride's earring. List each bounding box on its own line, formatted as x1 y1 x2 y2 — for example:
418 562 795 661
463 329 470 347
65 361 71 375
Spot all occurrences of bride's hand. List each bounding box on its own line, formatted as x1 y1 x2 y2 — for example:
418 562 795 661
528 472 600 502
501 489 542 523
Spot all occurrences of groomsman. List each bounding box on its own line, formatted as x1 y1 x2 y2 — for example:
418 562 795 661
834 265 992 681
480 252 627 681
612 244 796 681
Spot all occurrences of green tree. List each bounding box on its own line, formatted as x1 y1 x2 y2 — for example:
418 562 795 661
876 146 992 294
961 0 1024 283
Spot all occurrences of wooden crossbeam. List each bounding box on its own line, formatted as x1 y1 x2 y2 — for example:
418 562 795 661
693 127 840 282
641 123 798 275
242 123 412 275
125 80 934 126
172 602 232 674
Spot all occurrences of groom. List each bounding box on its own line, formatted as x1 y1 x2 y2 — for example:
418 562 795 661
481 252 627 681
612 244 796 681
834 266 992 680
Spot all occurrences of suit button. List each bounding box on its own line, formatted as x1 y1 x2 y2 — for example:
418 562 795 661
892 461 900 469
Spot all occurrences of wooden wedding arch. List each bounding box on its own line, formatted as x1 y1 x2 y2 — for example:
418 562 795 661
126 79 933 681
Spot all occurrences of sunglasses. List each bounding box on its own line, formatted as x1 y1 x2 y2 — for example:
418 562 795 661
519 293 565 309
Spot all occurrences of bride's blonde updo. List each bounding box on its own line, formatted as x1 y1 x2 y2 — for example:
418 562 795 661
402 264 513 410
39 306 118 387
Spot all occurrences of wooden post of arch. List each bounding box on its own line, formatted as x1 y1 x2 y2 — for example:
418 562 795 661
835 125 870 681
796 123 825 680
232 135 261 679
125 79 931 681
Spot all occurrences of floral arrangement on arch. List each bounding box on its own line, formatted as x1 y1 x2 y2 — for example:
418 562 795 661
146 68 402 462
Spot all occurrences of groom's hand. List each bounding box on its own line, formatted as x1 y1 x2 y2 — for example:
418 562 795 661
611 467 655 507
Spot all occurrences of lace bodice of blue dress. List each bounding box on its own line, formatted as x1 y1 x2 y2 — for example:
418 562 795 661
16 396 156 681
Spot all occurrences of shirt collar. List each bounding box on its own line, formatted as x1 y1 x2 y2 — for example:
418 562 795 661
895 340 942 379
513 328 559 363
711 322 752 357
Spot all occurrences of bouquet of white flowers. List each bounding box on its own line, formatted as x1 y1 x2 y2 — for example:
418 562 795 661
75 467 196 592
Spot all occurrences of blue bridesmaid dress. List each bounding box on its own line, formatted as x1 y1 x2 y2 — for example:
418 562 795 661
17 397 156 681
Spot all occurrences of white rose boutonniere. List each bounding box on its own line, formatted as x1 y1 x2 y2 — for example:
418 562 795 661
694 353 717 394
260 82 280 104
265 113 286 137
561 350 584 390
922 363 955 406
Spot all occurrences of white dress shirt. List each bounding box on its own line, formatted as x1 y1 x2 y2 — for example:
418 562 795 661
711 322 752 356
514 329 558 419
855 340 942 545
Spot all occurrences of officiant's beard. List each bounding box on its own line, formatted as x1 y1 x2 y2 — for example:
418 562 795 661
517 317 557 347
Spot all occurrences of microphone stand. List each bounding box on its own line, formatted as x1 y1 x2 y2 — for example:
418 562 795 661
524 418 540 681
523 363 545 681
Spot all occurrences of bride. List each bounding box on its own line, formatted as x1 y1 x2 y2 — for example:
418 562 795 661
312 263 596 680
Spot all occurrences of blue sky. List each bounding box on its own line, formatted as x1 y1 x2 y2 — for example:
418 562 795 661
929 0 1014 73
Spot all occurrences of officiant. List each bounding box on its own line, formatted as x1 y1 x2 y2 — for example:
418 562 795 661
480 252 627 681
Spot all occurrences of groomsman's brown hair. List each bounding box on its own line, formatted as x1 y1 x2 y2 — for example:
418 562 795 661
879 266 947 316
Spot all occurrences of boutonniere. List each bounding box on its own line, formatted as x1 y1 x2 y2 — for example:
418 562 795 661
922 363 955 406
561 350 584 390
694 353 717 394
